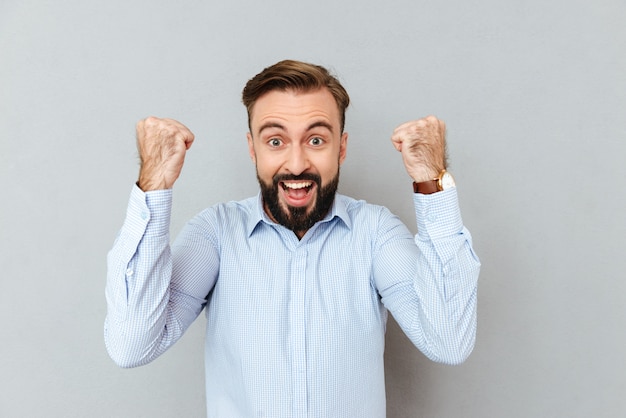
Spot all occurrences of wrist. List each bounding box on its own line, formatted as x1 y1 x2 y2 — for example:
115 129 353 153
138 170 171 191
137 179 168 192
412 170 455 194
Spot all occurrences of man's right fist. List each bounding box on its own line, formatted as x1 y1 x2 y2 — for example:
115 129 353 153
136 117 195 191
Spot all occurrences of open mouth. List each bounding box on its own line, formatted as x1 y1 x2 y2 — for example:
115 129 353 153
280 181 315 204
281 181 314 191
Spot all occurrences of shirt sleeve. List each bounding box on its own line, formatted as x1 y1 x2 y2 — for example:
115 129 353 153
104 185 216 368
373 188 480 365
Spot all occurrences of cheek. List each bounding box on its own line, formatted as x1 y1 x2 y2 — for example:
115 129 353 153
254 155 280 180
315 157 340 181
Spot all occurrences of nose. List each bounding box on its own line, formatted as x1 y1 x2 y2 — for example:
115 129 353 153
284 143 310 175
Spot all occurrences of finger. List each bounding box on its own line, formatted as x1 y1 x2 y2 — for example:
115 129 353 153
161 118 195 148
136 118 148 140
162 117 191 132
180 130 195 150
391 126 412 152
392 120 418 136
390 135 403 152
395 117 435 139
175 127 195 150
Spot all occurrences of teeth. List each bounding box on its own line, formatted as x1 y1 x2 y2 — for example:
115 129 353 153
283 182 312 189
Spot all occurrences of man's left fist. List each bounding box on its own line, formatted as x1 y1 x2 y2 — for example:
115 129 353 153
391 115 447 183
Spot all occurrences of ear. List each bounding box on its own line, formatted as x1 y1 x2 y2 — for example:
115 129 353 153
338 132 348 165
247 132 256 164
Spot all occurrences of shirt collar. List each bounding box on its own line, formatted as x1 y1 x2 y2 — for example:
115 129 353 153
247 192 352 237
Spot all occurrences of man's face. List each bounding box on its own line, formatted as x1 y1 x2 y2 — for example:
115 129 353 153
247 88 348 236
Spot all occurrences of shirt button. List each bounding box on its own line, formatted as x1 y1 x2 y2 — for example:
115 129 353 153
141 211 148 220
427 213 437 223
126 268 134 276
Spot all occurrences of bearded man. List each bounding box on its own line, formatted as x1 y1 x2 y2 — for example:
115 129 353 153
105 59 480 417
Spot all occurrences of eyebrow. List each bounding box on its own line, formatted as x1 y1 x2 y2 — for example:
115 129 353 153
257 120 334 136
307 121 334 133
257 122 285 136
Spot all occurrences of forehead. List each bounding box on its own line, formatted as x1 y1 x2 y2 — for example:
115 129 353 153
250 88 340 133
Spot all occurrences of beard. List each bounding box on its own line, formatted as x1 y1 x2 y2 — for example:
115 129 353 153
258 169 340 234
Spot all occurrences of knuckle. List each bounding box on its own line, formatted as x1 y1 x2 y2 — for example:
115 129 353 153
144 116 160 126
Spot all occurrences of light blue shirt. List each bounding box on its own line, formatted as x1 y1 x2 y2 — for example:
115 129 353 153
105 185 480 417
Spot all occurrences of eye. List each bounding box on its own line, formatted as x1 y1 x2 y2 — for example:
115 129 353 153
268 138 283 147
309 137 324 146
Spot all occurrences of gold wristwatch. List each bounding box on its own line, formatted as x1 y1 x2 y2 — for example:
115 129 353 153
412 170 456 194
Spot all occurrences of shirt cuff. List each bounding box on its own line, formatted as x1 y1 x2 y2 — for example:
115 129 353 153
413 188 464 240
125 184 173 238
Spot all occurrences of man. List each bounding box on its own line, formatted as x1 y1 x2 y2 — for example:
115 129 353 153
105 59 480 417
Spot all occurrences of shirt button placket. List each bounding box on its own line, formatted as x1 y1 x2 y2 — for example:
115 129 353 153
290 246 308 417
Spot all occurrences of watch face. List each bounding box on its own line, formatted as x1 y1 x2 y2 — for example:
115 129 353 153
440 172 456 190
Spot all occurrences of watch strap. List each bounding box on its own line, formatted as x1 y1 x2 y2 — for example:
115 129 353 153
413 179 439 194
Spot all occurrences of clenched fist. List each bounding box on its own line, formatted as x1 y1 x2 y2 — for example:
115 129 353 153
136 117 195 191
391 115 447 183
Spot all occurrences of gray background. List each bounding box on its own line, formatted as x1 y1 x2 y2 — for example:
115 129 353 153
1 0 624 417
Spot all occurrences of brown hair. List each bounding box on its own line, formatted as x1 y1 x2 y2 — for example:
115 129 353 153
242 59 350 132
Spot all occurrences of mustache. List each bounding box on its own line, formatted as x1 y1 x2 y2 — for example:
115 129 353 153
273 173 321 185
